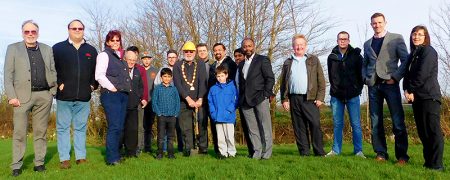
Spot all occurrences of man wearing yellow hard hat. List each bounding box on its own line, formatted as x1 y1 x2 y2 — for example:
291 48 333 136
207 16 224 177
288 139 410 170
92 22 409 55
172 41 208 157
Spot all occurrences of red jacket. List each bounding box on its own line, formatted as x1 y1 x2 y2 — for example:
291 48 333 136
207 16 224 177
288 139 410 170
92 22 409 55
136 64 149 102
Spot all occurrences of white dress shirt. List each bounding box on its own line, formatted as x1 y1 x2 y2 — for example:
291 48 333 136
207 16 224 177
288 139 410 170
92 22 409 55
242 53 255 80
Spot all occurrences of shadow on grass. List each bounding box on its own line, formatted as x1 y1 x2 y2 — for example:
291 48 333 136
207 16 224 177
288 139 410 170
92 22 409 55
45 146 58 163
89 145 107 161
21 145 57 169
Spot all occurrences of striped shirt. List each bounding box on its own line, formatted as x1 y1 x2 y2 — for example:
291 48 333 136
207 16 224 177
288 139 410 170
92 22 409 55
152 83 180 117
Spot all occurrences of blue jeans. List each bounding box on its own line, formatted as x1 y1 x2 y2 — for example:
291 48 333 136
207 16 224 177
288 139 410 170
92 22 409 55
368 83 409 161
330 96 363 154
101 92 128 163
56 100 91 161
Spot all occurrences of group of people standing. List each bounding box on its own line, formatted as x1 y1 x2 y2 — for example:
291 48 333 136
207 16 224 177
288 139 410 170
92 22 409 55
4 11 445 177
91 31 276 163
319 13 443 171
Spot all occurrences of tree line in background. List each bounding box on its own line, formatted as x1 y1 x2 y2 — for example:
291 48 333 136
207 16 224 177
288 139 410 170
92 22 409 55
83 0 334 72
81 0 335 139
430 2 450 91
1 0 449 144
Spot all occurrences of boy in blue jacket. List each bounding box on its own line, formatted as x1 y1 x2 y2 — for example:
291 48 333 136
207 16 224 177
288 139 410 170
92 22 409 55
152 68 180 159
208 66 238 158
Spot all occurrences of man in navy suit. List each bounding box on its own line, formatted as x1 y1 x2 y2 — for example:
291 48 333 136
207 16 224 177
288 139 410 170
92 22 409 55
237 38 275 159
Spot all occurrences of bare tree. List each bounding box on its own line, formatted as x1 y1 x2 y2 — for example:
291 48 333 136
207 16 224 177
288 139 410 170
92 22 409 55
81 0 337 141
0 43 5 91
430 2 450 93
81 0 115 51
430 2 450 135
356 23 371 135
80 0 119 142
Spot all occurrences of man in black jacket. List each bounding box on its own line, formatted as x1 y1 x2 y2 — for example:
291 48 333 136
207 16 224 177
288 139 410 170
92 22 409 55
208 43 237 154
52 19 97 169
238 38 274 159
123 50 145 157
195 43 211 154
208 43 237 87
325 31 365 158
173 41 207 156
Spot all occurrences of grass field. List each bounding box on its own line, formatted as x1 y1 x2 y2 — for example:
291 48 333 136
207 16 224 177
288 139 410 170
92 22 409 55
0 139 448 179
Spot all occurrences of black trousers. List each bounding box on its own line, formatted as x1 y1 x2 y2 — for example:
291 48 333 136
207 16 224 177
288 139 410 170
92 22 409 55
412 99 444 169
157 116 176 155
289 94 325 156
179 103 194 151
143 105 156 152
176 117 183 152
204 104 218 153
197 105 209 151
239 107 254 156
124 108 138 155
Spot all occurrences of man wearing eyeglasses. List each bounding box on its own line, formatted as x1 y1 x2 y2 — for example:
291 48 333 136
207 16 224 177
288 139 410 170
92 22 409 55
52 19 98 169
362 12 410 165
173 41 207 157
325 31 365 158
195 43 211 154
154 50 184 152
4 20 57 177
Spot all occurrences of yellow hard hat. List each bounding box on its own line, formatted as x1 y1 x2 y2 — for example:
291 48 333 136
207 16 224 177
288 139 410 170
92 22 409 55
182 41 196 51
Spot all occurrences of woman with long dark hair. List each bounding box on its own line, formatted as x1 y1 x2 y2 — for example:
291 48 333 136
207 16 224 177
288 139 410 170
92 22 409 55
95 30 131 165
403 25 444 171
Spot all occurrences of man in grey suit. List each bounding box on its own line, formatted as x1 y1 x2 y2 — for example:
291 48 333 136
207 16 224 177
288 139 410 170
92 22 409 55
362 13 409 164
238 38 275 159
4 20 57 176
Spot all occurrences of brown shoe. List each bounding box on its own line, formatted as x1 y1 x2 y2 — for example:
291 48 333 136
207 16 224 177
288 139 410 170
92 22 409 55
60 160 71 169
76 159 87 165
375 155 386 162
396 159 408 166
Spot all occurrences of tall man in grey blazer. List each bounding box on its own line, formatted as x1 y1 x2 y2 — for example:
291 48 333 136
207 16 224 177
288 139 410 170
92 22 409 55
4 20 57 177
362 13 409 164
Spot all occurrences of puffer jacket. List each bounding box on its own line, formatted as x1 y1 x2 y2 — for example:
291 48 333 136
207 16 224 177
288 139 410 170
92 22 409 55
327 45 363 100
208 80 237 123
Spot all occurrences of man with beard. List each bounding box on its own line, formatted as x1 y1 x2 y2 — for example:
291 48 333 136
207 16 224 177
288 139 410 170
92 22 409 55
208 43 237 154
233 47 254 157
173 41 207 156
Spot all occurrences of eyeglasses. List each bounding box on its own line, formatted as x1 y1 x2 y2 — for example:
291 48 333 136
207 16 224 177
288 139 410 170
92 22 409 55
109 39 120 42
69 27 84 31
412 33 425 37
23 30 37 35
184 50 194 53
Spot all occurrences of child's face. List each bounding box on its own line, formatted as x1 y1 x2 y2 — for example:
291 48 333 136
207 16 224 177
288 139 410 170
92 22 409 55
161 74 172 85
216 72 228 84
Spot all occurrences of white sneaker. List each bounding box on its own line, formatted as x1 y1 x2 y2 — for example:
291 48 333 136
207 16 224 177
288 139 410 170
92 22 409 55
355 151 366 159
325 150 338 157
